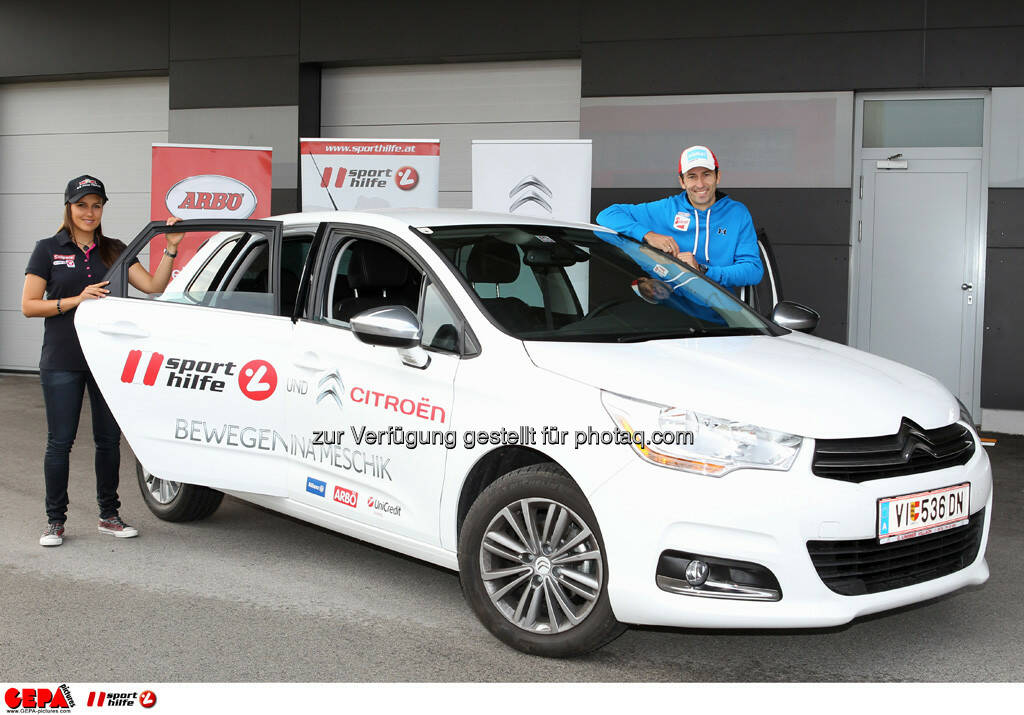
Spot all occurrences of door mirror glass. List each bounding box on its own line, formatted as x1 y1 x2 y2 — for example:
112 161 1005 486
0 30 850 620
772 301 819 333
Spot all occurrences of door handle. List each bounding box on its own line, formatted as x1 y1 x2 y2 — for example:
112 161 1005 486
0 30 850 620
98 321 151 338
293 352 325 371
961 283 973 291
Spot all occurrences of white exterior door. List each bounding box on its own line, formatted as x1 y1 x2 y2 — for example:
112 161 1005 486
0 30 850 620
851 92 988 419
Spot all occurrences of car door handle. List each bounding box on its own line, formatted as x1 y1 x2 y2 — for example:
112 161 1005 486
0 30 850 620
98 321 151 338
293 353 325 371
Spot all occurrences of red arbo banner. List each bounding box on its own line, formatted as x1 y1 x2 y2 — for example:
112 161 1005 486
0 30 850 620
150 143 273 273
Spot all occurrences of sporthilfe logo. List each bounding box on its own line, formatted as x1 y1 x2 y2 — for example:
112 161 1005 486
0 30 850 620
238 359 278 401
395 166 419 190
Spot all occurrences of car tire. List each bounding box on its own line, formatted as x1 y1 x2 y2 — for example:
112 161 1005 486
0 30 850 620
135 459 224 522
458 463 626 657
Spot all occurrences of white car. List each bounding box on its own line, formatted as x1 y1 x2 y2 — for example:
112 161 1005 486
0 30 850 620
76 209 992 657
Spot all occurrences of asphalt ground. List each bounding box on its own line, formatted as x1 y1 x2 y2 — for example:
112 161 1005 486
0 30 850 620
1 371 1022 683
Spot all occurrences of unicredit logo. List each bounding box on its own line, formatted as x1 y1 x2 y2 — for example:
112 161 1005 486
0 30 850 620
165 174 258 219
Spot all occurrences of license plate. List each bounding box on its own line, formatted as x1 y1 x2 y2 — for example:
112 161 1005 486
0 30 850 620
877 483 970 544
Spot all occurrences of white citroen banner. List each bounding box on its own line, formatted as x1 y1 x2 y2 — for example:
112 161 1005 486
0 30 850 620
471 139 593 306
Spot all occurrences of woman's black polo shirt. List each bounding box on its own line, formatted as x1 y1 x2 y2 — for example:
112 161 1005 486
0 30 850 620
25 229 136 371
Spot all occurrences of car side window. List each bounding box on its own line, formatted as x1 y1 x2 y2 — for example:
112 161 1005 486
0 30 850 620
320 238 422 326
147 230 274 315
420 281 459 353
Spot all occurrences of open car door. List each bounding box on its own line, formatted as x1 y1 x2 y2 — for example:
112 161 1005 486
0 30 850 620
75 219 297 497
738 228 784 318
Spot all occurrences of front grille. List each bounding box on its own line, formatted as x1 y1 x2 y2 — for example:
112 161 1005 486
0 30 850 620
807 508 985 596
812 418 974 483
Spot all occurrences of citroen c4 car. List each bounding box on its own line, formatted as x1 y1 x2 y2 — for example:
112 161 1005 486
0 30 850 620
75 209 992 656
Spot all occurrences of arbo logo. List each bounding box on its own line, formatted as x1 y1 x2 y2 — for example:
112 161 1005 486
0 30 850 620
165 174 258 219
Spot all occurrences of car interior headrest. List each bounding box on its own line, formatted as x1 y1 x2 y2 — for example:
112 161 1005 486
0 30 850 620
467 240 521 284
348 241 410 290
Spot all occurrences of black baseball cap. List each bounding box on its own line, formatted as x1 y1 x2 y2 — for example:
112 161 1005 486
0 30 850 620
64 175 109 204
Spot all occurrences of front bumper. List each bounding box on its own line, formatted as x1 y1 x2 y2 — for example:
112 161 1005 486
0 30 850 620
587 432 992 628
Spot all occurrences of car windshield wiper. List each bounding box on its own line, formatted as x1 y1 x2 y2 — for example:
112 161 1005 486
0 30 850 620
616 327 764 342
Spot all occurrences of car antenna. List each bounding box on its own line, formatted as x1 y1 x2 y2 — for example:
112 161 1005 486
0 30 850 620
308 151 338 210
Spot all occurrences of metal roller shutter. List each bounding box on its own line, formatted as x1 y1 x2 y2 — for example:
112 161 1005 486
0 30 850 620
0 77 168 370
320 60 581 209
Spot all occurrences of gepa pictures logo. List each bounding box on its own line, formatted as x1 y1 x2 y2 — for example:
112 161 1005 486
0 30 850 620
5 685 74 710
165 174 258 219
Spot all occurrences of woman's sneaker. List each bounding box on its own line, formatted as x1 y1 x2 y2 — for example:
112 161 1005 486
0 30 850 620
98 515 139 538
40 522 65 547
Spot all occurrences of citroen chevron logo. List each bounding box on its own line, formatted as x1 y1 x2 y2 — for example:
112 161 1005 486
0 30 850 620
508 175 553 213
316 369 344 410
896 419 938 462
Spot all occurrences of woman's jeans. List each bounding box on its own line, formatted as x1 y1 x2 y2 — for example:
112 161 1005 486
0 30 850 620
40 369 121 523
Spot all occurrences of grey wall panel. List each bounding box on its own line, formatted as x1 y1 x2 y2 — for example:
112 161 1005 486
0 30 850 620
0 133 164 198
981 248 1024 408
169 106 299 189
925 28 1024 88
990 88 1024 187
300 0 581 64
585 32 929 98
927 1 1024 28
2 252 33 315
582 32 925 97
988 189 1024 249
591 188 851 343
169 0 297 60
771 244 849 343
582 0 925 41
272 188 298 216
321 62 581 126
169 56 298 110
583 93 853 189
0 78 168 136
0 1 168 79
1 193 154 254
725 189 851 246
0 311 44 371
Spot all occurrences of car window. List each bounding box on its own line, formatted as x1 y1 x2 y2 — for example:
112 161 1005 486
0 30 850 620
154 229 276 315
420 281 459 353
426 225 778 342
320 238 422 326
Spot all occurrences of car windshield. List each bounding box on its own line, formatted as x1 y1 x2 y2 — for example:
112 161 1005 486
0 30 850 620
424 224 779 342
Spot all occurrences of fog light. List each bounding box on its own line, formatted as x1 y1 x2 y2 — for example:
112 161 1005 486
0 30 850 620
684 559 709 586
656 550 782 601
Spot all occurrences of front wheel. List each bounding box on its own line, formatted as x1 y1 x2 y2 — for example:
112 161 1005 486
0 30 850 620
458 464 626 657
135 459 223 522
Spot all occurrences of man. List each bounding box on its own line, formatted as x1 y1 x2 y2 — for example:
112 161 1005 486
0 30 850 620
596 145 763 290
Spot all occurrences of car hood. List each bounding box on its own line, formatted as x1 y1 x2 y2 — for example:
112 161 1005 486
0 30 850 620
523 332 959 439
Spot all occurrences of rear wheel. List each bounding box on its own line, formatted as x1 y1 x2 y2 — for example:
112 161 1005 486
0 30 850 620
458 464 626 657
135 459 223 522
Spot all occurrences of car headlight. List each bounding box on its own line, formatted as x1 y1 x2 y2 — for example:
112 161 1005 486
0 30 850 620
601 391 802 477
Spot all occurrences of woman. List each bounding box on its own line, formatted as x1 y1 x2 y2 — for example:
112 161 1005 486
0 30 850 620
21 175 183 546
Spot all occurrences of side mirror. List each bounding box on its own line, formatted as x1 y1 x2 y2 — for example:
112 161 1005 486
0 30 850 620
771 301 820 333
350 305 430 368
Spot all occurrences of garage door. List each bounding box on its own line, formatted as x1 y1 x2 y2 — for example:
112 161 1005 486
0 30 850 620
321 60 581 208
0 77 168 371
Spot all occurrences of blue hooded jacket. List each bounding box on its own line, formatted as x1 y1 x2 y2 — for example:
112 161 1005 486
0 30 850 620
596 192 763 289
